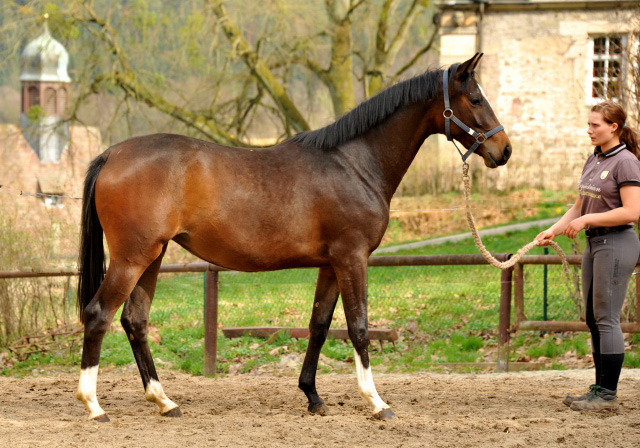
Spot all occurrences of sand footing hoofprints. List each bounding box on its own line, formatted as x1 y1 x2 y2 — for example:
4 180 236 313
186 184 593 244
1 368 640 447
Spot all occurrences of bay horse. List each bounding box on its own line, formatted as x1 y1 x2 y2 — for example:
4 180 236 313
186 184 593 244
76 53 511 422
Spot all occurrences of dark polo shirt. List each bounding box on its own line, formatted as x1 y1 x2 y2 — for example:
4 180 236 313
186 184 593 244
578 143 640 229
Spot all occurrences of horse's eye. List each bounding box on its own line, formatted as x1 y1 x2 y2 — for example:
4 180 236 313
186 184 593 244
470 97 483 106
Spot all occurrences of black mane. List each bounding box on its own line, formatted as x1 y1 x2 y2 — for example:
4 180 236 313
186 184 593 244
291 64 461 150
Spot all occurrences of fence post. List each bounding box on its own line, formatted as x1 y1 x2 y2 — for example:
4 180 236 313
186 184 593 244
497 253 513 372
204 269 219 377
543 247 549 321
513 262 525 327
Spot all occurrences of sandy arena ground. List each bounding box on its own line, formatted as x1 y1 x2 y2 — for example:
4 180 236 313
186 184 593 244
1 368 640 447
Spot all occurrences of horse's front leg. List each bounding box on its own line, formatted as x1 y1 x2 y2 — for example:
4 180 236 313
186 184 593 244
334 255 395 420
299 266 340 415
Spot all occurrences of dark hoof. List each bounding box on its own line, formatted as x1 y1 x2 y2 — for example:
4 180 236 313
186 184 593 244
162 407 183 418
92 414 110 423
308 402 330 416
374 408 396 420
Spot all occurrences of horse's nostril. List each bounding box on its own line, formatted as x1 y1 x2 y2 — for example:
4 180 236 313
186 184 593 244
504 144 512 159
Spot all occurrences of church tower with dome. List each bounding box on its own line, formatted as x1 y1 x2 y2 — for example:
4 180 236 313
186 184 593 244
0 13 101 208
19 14 71 164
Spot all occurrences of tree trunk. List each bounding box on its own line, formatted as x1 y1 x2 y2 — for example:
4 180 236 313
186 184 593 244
326 14 356 116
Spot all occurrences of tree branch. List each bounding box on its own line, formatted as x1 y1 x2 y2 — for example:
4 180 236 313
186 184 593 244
366 0 429 97
348 0 367 15
375 0 394 56
109 71 242 145
73 2 245 146
206 0 310 132
389 24 438 84
386 0 422 58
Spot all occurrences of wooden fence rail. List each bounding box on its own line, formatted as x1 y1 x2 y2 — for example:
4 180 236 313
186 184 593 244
2 254 639 374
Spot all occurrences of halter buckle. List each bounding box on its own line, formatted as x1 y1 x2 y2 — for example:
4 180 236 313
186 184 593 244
475 133 486 144
443 108 453 119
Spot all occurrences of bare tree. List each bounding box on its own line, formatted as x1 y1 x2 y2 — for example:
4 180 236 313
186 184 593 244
208 0 438 117
3 0 439 145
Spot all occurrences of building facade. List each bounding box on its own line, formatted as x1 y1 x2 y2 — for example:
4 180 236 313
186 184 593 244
437 0 638 190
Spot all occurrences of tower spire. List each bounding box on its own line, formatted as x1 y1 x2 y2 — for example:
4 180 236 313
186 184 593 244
19 13 71 163
43 13 50 35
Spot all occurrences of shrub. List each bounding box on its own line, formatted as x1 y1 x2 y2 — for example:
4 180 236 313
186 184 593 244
0 198 78 346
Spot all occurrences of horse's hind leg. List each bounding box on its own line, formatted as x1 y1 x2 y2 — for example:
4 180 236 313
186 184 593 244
77 262 146 421
120 244 181 417
299 266 340 415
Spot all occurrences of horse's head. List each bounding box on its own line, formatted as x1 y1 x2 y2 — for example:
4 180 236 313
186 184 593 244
443 53 512 168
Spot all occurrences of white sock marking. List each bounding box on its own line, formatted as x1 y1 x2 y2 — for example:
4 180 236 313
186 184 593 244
145 379 179 414
354 349 389 414
77 366 106 420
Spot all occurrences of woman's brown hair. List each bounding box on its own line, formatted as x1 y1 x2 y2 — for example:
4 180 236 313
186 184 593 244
591 101 639 159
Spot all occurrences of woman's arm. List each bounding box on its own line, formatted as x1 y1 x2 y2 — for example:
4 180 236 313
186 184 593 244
562 185 640 239
535 196 582 245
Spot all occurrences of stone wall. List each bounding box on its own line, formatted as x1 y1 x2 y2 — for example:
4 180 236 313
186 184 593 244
437 2 638 192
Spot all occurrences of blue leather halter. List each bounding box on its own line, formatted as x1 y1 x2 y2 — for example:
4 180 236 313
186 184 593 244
443 69 504 162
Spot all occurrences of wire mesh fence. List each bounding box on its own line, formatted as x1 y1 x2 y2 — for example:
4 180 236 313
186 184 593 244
152 259 639 342
153 263 509 339
213 265 507 336
3 257 639 352
520 263 638 325
0 276 76 347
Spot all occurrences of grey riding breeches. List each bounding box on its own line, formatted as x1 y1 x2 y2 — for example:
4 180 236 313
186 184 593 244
581 228 640 354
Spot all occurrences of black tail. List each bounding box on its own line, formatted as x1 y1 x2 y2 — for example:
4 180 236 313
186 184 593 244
77 153 109 323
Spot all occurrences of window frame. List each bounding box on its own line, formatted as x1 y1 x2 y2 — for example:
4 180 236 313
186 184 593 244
586 34 627 105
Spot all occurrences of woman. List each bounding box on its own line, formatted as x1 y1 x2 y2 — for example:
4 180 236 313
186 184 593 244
536 101 640 411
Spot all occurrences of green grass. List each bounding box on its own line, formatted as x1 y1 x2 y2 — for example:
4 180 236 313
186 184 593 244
381 188 572 247
514 333 591 359
3 217 640 377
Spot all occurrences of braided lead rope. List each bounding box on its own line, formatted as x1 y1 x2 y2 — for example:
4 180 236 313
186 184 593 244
462 163 571 274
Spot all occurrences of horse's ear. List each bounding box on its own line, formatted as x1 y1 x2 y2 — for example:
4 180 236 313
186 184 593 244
455 53 483 81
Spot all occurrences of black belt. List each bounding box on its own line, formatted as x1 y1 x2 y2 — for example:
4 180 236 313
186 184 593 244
585 225 633 238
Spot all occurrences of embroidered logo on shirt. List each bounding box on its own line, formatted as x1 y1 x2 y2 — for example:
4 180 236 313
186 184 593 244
600 171 609 180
